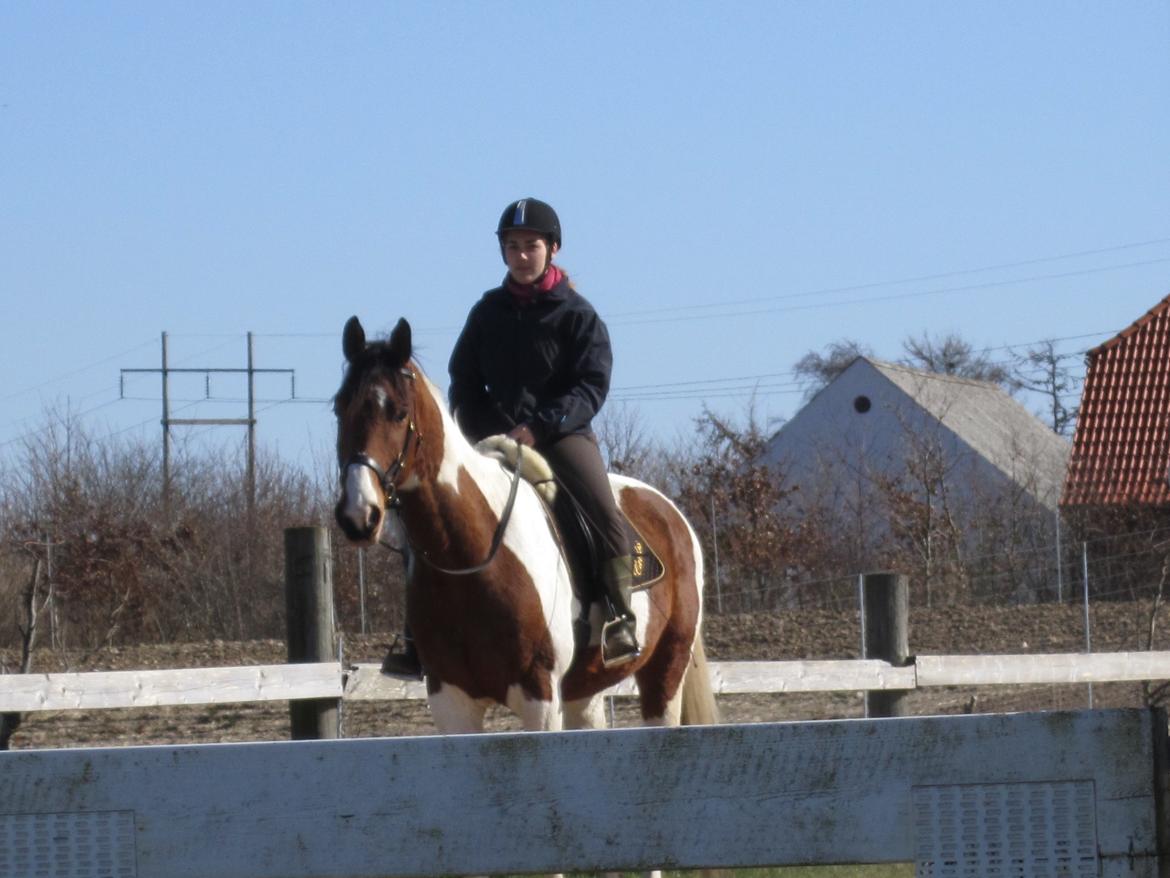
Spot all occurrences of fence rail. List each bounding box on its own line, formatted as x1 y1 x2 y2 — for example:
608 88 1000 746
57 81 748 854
2 708 1165 876
0 663 344 713
5 651 1170 713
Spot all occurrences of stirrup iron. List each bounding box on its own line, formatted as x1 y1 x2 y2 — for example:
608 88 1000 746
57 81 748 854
601 615 640 668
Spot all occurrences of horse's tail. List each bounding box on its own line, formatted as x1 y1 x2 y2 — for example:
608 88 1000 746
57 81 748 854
680 634 719 725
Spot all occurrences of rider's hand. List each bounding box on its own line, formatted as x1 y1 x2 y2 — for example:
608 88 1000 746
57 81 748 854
507 423 536 447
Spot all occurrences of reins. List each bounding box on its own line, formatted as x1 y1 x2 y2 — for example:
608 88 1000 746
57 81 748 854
410 454 524 576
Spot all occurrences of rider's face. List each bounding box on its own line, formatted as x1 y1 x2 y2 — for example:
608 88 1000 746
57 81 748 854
502 231 556 285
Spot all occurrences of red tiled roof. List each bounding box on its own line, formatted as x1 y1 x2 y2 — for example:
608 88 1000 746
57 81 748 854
1062 292 1170 506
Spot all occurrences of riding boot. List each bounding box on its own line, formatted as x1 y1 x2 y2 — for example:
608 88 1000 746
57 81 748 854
600 555 640 668
381 625 423 680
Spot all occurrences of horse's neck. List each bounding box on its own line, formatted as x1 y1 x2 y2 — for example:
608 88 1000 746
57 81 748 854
403 375 514 538
421 372 503 484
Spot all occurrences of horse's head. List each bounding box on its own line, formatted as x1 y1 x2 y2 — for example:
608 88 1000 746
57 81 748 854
333 316 423 544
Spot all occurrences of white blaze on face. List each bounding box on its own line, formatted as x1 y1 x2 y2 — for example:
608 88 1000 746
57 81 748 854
341 462 385 538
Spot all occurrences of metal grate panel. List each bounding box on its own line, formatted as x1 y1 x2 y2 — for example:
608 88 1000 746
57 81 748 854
913 781 1097 878
0 810 137 878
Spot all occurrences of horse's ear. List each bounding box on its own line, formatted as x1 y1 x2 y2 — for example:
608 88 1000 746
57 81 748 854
342 316 366 362
387 318 412 367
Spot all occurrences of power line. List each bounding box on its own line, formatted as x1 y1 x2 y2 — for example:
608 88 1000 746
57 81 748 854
610 256 1170 328
609 329 1105 402
608 236 1170 321
0 395 130 453
2 238 1164 451
6 239 1162 410
0 339 156 405
126 238 1170 338
613 385 805 403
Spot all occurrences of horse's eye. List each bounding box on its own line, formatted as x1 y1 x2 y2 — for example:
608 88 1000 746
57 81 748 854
384 400 407 423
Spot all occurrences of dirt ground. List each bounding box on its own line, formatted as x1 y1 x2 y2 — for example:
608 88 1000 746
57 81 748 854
4 600 1169 750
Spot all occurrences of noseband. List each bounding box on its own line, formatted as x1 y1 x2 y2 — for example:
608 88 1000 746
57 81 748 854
346 424 417 508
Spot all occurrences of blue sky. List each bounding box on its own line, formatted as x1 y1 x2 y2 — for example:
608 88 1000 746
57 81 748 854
3 2 1169 473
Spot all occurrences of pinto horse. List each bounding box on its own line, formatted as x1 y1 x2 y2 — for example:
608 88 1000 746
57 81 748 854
333 316 717 733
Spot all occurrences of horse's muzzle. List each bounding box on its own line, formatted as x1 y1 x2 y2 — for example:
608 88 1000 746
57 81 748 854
334 498 383 545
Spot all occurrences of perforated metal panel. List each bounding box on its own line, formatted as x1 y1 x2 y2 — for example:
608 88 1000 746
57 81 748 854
913 781 1097 877
0 810 137 878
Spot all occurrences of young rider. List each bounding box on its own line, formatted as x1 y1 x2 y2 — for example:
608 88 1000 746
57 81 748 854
381 197 639 677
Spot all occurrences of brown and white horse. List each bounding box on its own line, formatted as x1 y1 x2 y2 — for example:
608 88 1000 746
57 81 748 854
333 316 717 733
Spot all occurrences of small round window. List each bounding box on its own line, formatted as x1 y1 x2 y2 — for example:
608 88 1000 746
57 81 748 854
853 395 872 414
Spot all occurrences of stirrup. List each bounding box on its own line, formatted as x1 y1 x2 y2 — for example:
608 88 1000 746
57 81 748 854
380 636 423 680
601 616 640 668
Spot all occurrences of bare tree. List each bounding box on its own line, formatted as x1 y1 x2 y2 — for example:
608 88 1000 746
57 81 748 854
0 552 46 749
595 402 655 478
793 339 874 400
1011 340 1080 436
0 406 344 649
670 402 824 611
869 409 969 608
901 331 1012 387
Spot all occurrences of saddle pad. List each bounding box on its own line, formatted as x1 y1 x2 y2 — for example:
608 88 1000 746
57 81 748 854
629 523 665 592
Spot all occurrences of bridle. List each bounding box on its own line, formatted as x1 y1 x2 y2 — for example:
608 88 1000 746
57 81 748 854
341 365 523 576
343 367 420 510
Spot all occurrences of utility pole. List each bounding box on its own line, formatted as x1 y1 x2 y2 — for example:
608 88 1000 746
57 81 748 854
121 333 295 513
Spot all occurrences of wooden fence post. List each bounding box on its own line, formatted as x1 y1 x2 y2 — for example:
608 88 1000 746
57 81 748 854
285 526 339 739
862 571 910 718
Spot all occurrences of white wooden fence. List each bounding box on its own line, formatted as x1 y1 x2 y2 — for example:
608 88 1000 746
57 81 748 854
4 651 1170 712
4 658 1170 875
2 708 1166 876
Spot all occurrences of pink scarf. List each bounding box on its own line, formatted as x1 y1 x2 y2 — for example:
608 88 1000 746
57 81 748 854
507 264 563 305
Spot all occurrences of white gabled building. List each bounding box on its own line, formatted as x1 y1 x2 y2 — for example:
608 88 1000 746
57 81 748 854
763 357 1069 530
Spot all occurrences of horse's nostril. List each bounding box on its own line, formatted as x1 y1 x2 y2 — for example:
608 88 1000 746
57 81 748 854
367 505 383 532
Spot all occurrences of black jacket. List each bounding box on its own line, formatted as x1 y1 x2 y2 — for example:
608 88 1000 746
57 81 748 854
448 276 612 445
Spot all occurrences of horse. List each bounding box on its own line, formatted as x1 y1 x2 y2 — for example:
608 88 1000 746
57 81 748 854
333 316 717 734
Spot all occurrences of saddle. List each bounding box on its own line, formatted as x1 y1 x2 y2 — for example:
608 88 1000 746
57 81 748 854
475 436 666 601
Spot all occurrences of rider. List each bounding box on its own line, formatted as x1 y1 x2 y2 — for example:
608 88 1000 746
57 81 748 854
380 197 639 677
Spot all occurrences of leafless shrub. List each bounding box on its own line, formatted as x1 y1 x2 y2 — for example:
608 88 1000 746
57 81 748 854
667 404 838 612
595 402 655 478
0 407 407 650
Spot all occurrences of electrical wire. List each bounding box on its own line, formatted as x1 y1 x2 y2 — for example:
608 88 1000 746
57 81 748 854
608 236 1170 321
611 257 1170 328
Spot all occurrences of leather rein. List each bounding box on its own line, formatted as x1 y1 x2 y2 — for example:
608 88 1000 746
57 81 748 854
343 368 524 576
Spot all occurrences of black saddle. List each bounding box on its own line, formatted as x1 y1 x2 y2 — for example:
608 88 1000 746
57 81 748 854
548 485 665 604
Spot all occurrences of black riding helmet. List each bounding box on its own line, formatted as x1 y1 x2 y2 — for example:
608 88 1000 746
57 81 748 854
496 198 562 249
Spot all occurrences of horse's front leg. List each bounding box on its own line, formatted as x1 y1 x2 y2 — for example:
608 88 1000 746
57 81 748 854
506 683 562 731
563 693 607 729
427 683 488 734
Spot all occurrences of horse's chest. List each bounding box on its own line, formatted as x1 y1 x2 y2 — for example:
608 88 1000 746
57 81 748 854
412 579 560 704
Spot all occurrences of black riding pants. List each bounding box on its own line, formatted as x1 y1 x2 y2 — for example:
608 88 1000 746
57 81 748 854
539 432 628 561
